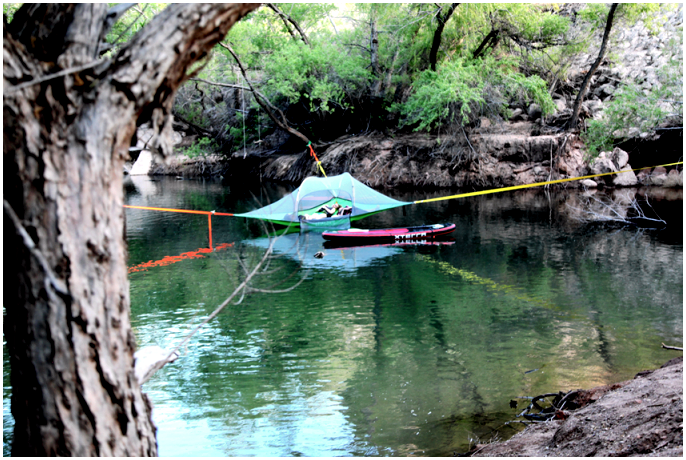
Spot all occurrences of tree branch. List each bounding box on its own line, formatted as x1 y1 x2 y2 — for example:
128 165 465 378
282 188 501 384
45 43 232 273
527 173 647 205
267 3 310 45
567 3 618 131
220 41 311 145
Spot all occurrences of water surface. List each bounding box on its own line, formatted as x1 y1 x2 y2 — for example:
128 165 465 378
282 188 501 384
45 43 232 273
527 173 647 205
3 176 682 456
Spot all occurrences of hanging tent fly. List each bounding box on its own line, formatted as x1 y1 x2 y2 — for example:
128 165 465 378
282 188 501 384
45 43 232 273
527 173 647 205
235 172 411 230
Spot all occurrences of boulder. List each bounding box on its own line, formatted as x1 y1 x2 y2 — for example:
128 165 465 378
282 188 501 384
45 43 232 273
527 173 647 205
528 103 542 121
509 108 524 121
664 169 683 187
590 153 617 184
613 164 638 187
636 169 651 184
647 171 668 186
610 147 630 169
554 98 567 113
130 150 154 176
594 83 616 99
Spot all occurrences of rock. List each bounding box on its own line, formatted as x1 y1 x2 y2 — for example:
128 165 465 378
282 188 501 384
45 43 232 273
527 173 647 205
580 179 598 188
636 169 651 184
590 155 617 175
582 100 603 116
590 154 617 185
664 169 683 187
613 164 638 187
594 83 615 99
647 171 668 186
472 358 684 457
130 150 155 176
528 103 542 121
509 108 523 121
480 117 491 129
554 98 567 113
610 147 630 169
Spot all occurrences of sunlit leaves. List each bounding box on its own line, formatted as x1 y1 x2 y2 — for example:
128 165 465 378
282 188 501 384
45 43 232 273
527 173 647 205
398 57 555 131
582 9 683 156
262 40 371 113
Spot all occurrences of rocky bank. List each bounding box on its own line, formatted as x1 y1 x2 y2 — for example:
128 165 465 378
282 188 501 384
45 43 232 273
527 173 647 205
470 357 683 457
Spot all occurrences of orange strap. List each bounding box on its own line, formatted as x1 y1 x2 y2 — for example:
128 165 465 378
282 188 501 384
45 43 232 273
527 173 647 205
308 142 327 177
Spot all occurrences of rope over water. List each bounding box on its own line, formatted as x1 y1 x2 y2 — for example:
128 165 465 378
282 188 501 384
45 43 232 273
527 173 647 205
413 162 683 204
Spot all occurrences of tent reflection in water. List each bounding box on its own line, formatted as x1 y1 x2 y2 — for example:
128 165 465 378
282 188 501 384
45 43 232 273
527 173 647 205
235 172 411 230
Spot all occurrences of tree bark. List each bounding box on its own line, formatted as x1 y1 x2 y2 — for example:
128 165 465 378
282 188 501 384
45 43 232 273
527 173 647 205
472 28 500 59
567 3 618 132
429 3 459 71
3 3 260 456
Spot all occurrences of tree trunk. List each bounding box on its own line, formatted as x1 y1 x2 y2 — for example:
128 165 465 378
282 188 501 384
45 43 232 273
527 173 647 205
429 3 459 71
3 3 259 456
472 28 500 59
567 3 618 132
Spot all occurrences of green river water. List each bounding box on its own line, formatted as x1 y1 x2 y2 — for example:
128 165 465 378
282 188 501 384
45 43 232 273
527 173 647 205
3 176 683 456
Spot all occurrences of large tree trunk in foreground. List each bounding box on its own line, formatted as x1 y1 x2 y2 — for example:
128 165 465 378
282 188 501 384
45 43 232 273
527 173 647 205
3 3 259 456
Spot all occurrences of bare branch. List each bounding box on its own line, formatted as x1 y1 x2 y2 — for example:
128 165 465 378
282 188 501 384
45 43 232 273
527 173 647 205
4 60 105 94
189 77 250 91
267 3 310 45
220 41 311 145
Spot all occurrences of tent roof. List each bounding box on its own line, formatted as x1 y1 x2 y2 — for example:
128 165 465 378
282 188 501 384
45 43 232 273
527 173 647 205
235 173 410 225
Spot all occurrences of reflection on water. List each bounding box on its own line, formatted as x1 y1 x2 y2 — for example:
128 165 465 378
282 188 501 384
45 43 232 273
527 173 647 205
3 176 682 456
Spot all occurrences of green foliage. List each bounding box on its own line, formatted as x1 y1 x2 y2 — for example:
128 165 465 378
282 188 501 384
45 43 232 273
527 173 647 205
582 30 683 157
104 4 166 56
261 40 371 113
183 137 218 158
398 56 554 131
168 2 679 148
3 3 21 22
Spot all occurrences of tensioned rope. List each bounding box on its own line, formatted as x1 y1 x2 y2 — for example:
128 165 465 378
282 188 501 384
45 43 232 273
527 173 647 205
307 141 327 177
123 161 682 224
413 161 683 204
123 205 234 250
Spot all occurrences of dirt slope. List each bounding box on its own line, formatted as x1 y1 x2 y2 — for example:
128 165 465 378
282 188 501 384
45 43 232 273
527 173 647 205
472 357 683 457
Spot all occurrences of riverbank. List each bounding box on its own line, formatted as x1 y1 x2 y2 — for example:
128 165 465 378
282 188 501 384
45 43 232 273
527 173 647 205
470 356 683 457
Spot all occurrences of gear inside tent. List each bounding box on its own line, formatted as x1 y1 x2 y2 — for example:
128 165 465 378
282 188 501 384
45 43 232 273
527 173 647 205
235 173 411 230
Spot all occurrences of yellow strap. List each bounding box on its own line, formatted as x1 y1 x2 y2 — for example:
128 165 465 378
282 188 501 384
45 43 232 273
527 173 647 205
414 162 683 204
317 161 327 178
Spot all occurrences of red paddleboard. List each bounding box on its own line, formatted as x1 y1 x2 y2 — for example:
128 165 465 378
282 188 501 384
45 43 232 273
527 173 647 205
322 223 456 241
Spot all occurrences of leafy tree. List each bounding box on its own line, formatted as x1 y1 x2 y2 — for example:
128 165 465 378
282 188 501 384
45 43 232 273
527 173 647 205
582 30 683 155
398 56 555 131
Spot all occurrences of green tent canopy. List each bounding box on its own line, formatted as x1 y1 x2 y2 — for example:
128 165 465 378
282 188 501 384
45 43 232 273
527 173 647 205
235 173 411 229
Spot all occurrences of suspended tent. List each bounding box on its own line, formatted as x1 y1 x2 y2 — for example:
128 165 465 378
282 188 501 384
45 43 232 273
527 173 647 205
235 172 410 230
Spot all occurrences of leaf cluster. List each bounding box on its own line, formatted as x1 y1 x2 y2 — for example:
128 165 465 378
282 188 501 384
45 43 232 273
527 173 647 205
582 15 683 156
397 56 555 131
